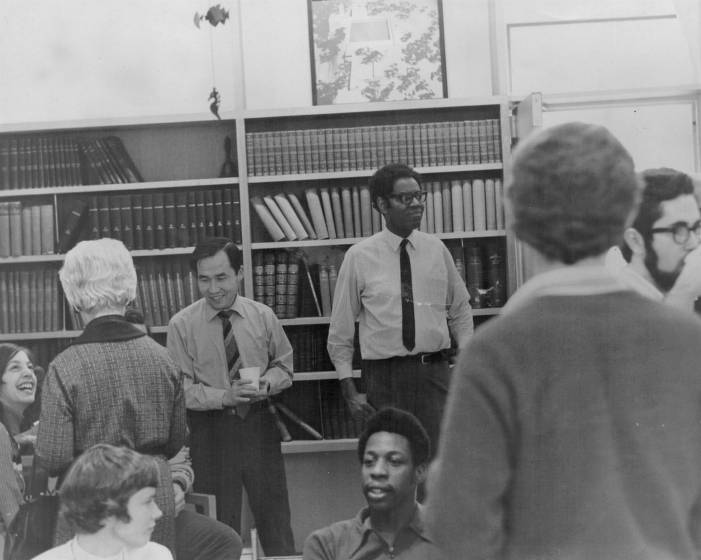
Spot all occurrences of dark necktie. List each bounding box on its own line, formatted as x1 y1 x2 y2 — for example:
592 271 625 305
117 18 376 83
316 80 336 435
218 310 248 417
400 238 415 351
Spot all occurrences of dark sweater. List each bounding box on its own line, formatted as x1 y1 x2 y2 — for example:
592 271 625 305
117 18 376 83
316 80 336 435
427 291 701 560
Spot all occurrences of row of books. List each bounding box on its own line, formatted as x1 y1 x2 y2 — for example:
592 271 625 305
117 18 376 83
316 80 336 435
286 326 361 373
59 187 242 253
0 201 55 257
252 185 384 243
419 179 505 235
0 267 62 333
245 119 502 176
0 135 142 190
66 258 199 330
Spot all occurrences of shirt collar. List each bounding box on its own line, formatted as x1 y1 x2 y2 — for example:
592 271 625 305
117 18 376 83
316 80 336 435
381 228 419 251
502 264 629 316
349 504 432 556
204 295 245 322
73 314 146 345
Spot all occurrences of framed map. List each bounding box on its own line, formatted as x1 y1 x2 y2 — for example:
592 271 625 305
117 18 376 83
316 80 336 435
308 0 447 105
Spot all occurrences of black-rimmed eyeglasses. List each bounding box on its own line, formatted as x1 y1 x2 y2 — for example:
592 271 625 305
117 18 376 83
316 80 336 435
386 191 428 205
650 220 701 245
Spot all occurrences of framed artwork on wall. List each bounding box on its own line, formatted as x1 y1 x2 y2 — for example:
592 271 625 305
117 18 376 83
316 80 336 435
308 0 448 105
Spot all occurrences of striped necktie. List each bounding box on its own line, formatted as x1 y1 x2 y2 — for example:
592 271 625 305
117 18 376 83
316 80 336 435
218 309 248 418
400 238 415 351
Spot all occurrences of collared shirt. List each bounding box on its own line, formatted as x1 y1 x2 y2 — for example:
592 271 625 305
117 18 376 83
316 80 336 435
303 505 442 560
328 228 473 379
167 296 293 411
605 246 664 301
501 263 630 316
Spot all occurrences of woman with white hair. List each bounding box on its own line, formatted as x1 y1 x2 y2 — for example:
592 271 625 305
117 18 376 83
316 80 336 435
35 238 187 556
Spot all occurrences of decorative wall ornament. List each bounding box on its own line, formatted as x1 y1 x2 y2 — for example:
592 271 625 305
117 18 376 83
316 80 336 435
194 4 231 119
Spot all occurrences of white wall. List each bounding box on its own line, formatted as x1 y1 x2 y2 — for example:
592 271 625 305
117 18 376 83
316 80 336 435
0 0 493 125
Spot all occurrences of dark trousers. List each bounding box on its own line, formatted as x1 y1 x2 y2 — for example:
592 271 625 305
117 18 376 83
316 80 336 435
187 407 295 556
362 356 452 460
175 509 242 560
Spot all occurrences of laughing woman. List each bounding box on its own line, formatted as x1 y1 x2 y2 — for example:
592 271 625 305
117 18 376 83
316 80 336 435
0 343 36 549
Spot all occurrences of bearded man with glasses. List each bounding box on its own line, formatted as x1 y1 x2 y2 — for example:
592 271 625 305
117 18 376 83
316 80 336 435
328 163 473 471
607 167 701 310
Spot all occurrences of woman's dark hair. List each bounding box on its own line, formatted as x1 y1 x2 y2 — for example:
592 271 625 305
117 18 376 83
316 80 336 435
59 444 160 534
357 407 430 467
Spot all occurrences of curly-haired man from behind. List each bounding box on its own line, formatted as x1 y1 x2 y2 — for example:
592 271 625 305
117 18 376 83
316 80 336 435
426 122 701 559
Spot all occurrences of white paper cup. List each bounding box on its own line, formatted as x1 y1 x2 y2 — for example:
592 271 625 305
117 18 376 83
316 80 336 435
239 366 261 386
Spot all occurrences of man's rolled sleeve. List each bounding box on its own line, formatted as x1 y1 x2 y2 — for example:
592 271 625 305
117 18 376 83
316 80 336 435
167 319 228 410
262 313 294 395
328 251 360 380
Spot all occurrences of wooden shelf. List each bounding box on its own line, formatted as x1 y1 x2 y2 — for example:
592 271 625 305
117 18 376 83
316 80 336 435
0 177 239 199
252 230 506 249
281 438 357 454
293 369 359 381
0 330 81 341
0 246 217 265
247 163 502 184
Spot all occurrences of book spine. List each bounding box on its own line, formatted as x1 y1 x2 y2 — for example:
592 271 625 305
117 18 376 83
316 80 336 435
462 180 474 231
109 194 122 241
330 187 345 239
231 187 242 244
8 201 22 256
103 136 143 182
287 193 317 240
485 178 496 230
319 187 337 239
432 182 443 233
204 190 216 237
274 194 309 241
472 179 487 231
340 186 354 238
195 191 207 242
152 192 166 248
0 202 10 257
40 204 56 255
251 196 285 242
164 192 178 248
359 186 372 237
120 194 134 250
441 181 452 232
142 193 155 250
58 199 89 253
351 186 361 239
21 204 32 255
451 180 464 232
176 191 189 247
424 183 434 233
213 188 225 237
263 195 297 241
495 179 505 229
303 188 328 240
187 191 198 245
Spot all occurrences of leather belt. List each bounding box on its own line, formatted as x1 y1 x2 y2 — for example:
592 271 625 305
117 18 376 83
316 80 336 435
386 350 448 365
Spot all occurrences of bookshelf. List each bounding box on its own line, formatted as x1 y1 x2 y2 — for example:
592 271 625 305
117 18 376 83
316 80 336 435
0 97 515 453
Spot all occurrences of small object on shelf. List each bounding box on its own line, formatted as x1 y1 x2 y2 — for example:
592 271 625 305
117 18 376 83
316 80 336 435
208 88 221 121
219 136 236 177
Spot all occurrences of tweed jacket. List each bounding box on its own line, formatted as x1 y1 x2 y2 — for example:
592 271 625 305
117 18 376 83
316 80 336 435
35 315 188 553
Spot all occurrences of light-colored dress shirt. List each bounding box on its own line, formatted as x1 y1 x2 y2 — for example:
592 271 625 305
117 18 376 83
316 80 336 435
167 296 293 410
328 228 473 380
31 538 173 560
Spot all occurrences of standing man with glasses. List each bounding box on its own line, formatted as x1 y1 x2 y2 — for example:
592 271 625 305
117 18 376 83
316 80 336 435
607 168 701 310
167 238 296 556
328 163 473 462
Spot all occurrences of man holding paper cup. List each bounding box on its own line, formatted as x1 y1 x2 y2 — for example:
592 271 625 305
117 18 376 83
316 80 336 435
167 237 296 556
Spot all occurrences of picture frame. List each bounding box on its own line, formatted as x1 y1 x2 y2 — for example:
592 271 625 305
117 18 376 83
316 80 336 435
308 0 448 105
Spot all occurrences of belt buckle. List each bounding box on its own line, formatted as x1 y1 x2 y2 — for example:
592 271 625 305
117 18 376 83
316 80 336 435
420 353 431 364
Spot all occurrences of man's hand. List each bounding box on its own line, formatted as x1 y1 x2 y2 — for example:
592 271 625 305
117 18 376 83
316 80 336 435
222 380 261 408
666 245 701 310
247 378 271 403
173 483 186 515
340 378 375 422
